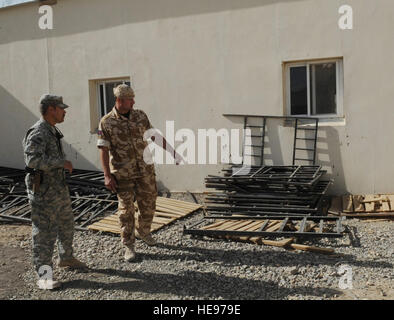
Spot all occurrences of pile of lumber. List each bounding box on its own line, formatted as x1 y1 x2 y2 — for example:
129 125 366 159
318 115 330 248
88 197 202 234
200 219 335 254
329 194 394 218
185 216 342 254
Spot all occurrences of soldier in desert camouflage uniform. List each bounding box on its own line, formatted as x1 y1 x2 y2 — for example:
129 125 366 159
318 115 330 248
97 84 183 262
23 94 87 290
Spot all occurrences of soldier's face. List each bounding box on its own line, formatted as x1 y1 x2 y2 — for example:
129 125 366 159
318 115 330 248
50 106 66 123
116 97 134 112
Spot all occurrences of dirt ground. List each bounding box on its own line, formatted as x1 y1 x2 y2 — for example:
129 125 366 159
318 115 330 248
0 225 31 299
0 222 392 300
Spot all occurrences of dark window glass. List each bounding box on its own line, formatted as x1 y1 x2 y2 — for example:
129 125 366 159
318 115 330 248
290 66 308 115
105 82 121 114
99 84 105 116
310 63 337 115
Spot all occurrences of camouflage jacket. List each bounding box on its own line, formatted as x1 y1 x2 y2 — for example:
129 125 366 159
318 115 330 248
22 118 67 191
97 107 155 181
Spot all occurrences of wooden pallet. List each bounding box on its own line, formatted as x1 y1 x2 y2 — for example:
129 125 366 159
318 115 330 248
329 194 394 217
88 197 202 234
194 218 336 254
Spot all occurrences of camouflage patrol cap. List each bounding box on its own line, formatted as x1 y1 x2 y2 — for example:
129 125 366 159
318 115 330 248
39 94 70 109
113 84 135 99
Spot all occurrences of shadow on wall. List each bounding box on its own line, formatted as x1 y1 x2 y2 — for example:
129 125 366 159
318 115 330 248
316 127 347 195
0 86 89 170
0 86 37 169
0 0 304 45
222 115 348 194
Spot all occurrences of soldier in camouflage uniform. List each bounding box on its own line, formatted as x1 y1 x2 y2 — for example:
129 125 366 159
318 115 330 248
23 94 87 290
97 84 183 262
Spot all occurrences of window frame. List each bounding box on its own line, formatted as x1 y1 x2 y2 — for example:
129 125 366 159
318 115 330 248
96 78 131 121
285 58 344 118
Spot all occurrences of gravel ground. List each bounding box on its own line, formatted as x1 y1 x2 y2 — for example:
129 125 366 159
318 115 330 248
1 193 393 300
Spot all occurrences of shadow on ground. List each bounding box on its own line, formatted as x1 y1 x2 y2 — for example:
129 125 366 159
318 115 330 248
133 242 393 269
62 268 342 300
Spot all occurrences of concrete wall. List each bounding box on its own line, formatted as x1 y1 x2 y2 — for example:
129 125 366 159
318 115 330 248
0 0 393 194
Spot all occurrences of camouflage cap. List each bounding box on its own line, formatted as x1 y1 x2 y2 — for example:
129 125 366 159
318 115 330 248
39 94 70 109
113 84 135 99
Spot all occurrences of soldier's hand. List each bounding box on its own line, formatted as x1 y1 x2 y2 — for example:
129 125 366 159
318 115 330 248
64 160 73 174
104 174 118 193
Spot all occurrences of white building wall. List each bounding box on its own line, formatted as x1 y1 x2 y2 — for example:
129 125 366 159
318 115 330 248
0 0 393 194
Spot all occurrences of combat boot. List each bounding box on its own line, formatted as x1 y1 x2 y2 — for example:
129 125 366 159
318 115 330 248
37 279 61 290
124 244 136 262
57 257 88 270
135 231 157 246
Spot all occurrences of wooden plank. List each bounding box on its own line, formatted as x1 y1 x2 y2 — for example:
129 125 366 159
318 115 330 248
342 195 353 212
154 211 183 219
87 225 120 233
151 216 174 224
222 220 253 240
233 220 259 231
352 195 365 212
265 220 282 232
156 199 202 211
360 219 394 222
155 211 184 219
387 195 394 211
88 222 120 231
157 197 202 208
156 204 191 214
381 196 390 212
150 222 164 229
341 212 394 218
154 204 188 215
226 220 253 231
363 194 376 212
238 220 265 242
329 196 343 214
88 221 119 229
154 207 186 216
87 196 200 234
361 195 386 203
156 201 200 210
97 215 119 222
247 220 269 243
230 220 261 241
294 221 317 233
201 220 229 230
245 220 265 232
290 243 334 254
258 220 269 231
211 220 243 231
261 238 294 247
94 219 119 226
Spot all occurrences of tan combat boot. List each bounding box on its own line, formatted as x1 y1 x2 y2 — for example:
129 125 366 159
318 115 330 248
135 231 157 246
57 257 88 270
124 244 136 262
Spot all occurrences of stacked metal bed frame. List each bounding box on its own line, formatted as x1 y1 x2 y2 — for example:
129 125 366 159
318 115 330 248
183 115 344 240
0 167 118 231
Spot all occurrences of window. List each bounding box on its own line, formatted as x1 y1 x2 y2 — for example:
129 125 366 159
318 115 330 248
285 59 343 117
97 79 131 118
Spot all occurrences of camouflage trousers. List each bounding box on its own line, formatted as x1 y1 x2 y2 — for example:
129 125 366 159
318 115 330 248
28 183 74 274
116 174 158 245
